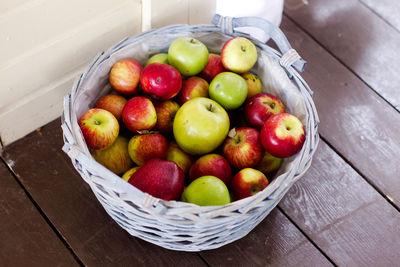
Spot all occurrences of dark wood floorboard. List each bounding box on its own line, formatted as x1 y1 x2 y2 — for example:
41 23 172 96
284 0 400 111
280 16 400 208
279 141 400 266
0 160 79 266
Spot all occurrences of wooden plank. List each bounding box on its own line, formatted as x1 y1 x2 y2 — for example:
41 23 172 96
360 0 400 31
1 120 206 266
0 160 79 266
279 16 400 207
200 209 332 266
279 140 400 266
284 0 400 111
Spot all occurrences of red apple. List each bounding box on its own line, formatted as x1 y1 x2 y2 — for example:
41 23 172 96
129 158 185 201
122 96 157 132
260 113 306 158
178 76 209 105
255 151 283 174
166 141 194 175
78 108 119 150
109 58 142 95
189 154 232 185
231 168 269 200
91 136 133 175
94 94 127 120
128 133 168 165
222 127 264 169
199 53 226 82
140 63 182 100
221 37 258 74
244 93 285 129
154 100 180 134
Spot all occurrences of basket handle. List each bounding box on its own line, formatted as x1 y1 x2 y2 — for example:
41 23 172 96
212 14 306 72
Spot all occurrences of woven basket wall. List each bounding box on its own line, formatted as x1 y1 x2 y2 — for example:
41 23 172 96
61 14 319 251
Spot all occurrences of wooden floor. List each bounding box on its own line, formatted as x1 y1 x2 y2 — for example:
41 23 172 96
2 1 400 266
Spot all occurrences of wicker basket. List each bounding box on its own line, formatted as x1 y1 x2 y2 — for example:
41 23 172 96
61 14 319 251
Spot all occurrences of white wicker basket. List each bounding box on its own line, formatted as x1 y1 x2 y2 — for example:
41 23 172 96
61 14 319 251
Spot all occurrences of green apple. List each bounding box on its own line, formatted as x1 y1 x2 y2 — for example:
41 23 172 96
221 37 258 73
168 37 209 76
209 72 248 110
181 176 231 206
173 97 230 155
145 53 169 66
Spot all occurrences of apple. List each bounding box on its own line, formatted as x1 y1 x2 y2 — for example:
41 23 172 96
178 76 209 105
209 72 248 110
121 166 140 182
181 176 230 206
145 53 169 66
231 168 269 200
154 100 180 134
260 113 306 158
168 37 209 76
78 108 119 150
255 151 283 175
109 58 142 95
166 141 194 175
241 72 262 99
199 53 226 82
129 158 184 201
189 154 232 185
128 133 168 165
122 96 157 132
221 37 258 73
173 97 230 155
94 94 127 120
244 93 285 129
140 63 182 100
91 136 133 175
222 127 264 169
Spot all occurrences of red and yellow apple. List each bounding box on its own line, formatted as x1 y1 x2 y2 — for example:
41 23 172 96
94 94 127 120
222 127 264 169
189 154 232 185
260 113 305 158
121 166 140 182
231 168 269 200
78 108 119 150
122 96 157 132
109 58 142 95
128 133 168 165
241 72 262 99
178 76 209 105
199 53 226 82
166 141 194 175
244 93 285 129
154 100 180 134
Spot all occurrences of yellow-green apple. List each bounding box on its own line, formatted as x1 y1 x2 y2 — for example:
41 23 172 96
255 151 282 174
189 154 232 185
181 176 230 206
121 166 140 182
140 63 182 100
173 97 230 155
222 127 264 169
109 58 142 95
178 76 209 105
166 141 194 175
78 108 119 150
199 53 226 82
91 136 133 175
260 113 305 158
122 96 156 132
129 158 184 201
221 37 258 73
244 93 285 129
128 133 168 165
231 168 269 200
154 100 180 134
94 94 127 120
241 72 262 99
209 72 248 110
145 53 169 66
168 37 209 76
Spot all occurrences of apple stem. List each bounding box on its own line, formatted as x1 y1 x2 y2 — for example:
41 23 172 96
228 128 237 138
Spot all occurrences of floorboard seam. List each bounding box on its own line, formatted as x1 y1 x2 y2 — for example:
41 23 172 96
0 156 85 267
359 1 400 35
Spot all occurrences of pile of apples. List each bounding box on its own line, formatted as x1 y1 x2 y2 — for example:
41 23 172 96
78 36 305 206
